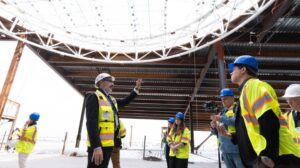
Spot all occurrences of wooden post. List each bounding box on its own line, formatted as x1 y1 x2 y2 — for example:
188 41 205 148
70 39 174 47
62 132 68 155
0 36 26 122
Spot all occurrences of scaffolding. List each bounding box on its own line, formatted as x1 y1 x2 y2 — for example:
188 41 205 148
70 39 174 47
0 99 20 150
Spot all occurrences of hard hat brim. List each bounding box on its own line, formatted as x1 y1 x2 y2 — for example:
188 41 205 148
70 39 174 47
282 95 300 98
228 63 235 73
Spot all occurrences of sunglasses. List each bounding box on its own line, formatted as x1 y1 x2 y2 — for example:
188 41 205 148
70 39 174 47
102 78 114 83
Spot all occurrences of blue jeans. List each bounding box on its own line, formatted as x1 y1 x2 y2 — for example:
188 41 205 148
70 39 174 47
222 153 244 168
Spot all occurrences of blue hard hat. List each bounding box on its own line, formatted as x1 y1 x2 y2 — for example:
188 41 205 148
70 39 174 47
220 88 234 97
228 55 258 73
175 112 184 120
168 117 175 124
29 112 40 121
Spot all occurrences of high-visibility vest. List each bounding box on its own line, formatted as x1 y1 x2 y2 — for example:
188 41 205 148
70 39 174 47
168 127 191 159
165 129 172 143
225 105 236 133
162 129 168 142
240 79 300 157
16 125 37 154
117 120 126 139
285 111 300 147
87 90 118 147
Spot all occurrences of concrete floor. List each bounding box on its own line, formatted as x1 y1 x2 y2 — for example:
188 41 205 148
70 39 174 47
0 153 224 168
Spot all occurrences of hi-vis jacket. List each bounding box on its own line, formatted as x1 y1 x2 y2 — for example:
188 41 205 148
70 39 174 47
87 90 118 147
240 79 300 157
16 125 37 154
284 111 300 147
167 127 191 159
117 120 126 139
224 104 236 134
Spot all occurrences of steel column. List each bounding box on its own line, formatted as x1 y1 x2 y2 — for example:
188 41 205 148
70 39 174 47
216 42 226 89
189 102 194 153
0 36 26 122
75 94 88 148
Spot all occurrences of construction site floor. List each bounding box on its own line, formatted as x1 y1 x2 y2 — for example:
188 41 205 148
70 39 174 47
0 153 225 168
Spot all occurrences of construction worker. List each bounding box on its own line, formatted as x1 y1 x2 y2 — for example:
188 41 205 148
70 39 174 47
86 72 143 168
210 88 244 168
111 120 126 168
167 112 190 168
15 112 39 168
162 117 175 168
218 55 300 167
281 84 300 161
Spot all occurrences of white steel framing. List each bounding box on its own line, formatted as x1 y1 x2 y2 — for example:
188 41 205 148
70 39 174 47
0 0 275 63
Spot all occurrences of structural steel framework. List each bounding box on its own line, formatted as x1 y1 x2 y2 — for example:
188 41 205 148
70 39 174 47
0 0 274 63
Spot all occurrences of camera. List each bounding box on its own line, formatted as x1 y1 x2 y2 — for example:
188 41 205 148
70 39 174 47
203 101 218 112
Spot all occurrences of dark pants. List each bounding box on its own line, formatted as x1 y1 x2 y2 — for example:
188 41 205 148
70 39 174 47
169 156 188 168
111 147 120 168
165 146 170 168
277 155 300 168
87 147 113 168
252 158 269 168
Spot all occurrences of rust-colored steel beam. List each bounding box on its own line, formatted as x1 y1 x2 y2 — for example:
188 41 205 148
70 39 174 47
215 41 226 89
0 35 26 122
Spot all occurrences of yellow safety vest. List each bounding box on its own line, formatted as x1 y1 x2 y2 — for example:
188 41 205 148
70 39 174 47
168 127 190 159
285 111 300 147
87 90 118 147
240 79 300 157
117 120 126 139
225 105 236 133
165 129 171 143
16 125 37 154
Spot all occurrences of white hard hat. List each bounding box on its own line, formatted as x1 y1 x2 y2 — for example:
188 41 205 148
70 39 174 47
94 73 115 88
282 84 300 98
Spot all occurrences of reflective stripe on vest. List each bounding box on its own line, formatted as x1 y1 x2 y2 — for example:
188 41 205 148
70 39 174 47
279 115 288 128
100 133 115 140
99 100 111 106
242 92 259 125
252 92 272 113
293 138 300 145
